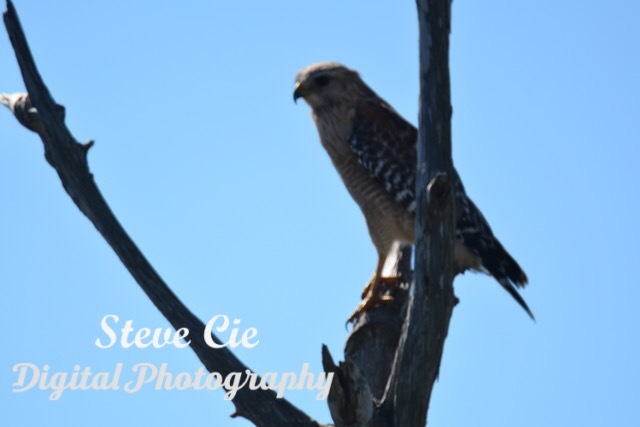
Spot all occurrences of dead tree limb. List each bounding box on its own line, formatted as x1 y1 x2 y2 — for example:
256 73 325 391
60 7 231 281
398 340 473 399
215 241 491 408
323 1 456 426
386 0 457 424
2 2 323 426
324 245 412 427
4 0 456 425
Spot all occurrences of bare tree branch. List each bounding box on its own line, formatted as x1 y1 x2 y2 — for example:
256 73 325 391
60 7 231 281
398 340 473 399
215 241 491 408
322 344 373 427
4 0 458 425
2 1 324 426
347 245 412 404
327 1 457 426
322 245 411 427
385 0 457 424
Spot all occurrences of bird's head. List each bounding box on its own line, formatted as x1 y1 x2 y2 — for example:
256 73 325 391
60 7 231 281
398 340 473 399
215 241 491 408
293 62 367 110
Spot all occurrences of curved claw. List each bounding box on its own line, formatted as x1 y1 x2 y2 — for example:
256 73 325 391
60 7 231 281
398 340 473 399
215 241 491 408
348 293 395 323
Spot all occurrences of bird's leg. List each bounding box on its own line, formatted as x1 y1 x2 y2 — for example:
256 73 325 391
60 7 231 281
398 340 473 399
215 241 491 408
360 249 403 298
349 255 396 322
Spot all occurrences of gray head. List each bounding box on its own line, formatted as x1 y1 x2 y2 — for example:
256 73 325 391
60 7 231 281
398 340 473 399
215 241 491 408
293 62 372 110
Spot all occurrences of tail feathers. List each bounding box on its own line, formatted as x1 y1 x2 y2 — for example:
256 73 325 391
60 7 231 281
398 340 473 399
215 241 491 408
465 234 533 319
454 187 532 319
480 236 528 287
483 241 534 320
498 277 535 321
501 247 528 288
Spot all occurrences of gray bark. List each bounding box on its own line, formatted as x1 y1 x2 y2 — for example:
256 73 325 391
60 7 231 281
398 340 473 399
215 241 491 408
2 2 323 426
3 0 455 426
320 1 457 425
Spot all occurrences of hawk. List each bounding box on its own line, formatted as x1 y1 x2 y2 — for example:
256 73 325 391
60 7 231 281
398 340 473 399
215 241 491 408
293 62 532 320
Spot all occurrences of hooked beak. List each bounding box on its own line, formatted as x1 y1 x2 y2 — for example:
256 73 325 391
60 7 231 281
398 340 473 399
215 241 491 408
293 81 306 103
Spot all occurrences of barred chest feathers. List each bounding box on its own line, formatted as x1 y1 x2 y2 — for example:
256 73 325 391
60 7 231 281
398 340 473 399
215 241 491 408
312 108 415 247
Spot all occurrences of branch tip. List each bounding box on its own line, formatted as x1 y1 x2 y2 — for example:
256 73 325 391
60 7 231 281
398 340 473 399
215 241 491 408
82 139 95 156
321 344 337 373
5 0 15 17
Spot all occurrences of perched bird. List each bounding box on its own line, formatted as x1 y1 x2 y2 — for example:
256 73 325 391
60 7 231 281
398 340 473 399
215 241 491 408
293 62 532 320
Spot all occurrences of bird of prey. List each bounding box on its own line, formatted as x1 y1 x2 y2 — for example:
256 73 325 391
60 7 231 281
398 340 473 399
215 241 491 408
293 62 532 320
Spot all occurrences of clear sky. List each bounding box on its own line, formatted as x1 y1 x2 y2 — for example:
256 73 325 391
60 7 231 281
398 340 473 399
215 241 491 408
1 1 639 426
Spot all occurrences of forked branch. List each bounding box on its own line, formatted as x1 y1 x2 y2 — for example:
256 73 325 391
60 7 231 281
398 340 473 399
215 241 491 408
3 0 456 426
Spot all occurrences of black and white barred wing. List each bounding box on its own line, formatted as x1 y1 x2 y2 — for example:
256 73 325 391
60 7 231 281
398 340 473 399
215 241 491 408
349 98 533 318
348 100 419 213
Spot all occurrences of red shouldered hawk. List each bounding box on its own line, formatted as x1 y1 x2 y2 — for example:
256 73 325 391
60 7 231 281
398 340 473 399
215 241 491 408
294 62 532 320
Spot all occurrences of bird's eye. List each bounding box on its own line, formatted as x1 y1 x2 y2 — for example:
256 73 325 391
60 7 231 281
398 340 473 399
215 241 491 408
315 75 330 87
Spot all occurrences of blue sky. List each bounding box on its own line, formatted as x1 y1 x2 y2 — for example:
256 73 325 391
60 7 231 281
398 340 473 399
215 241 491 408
1 1 639 426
